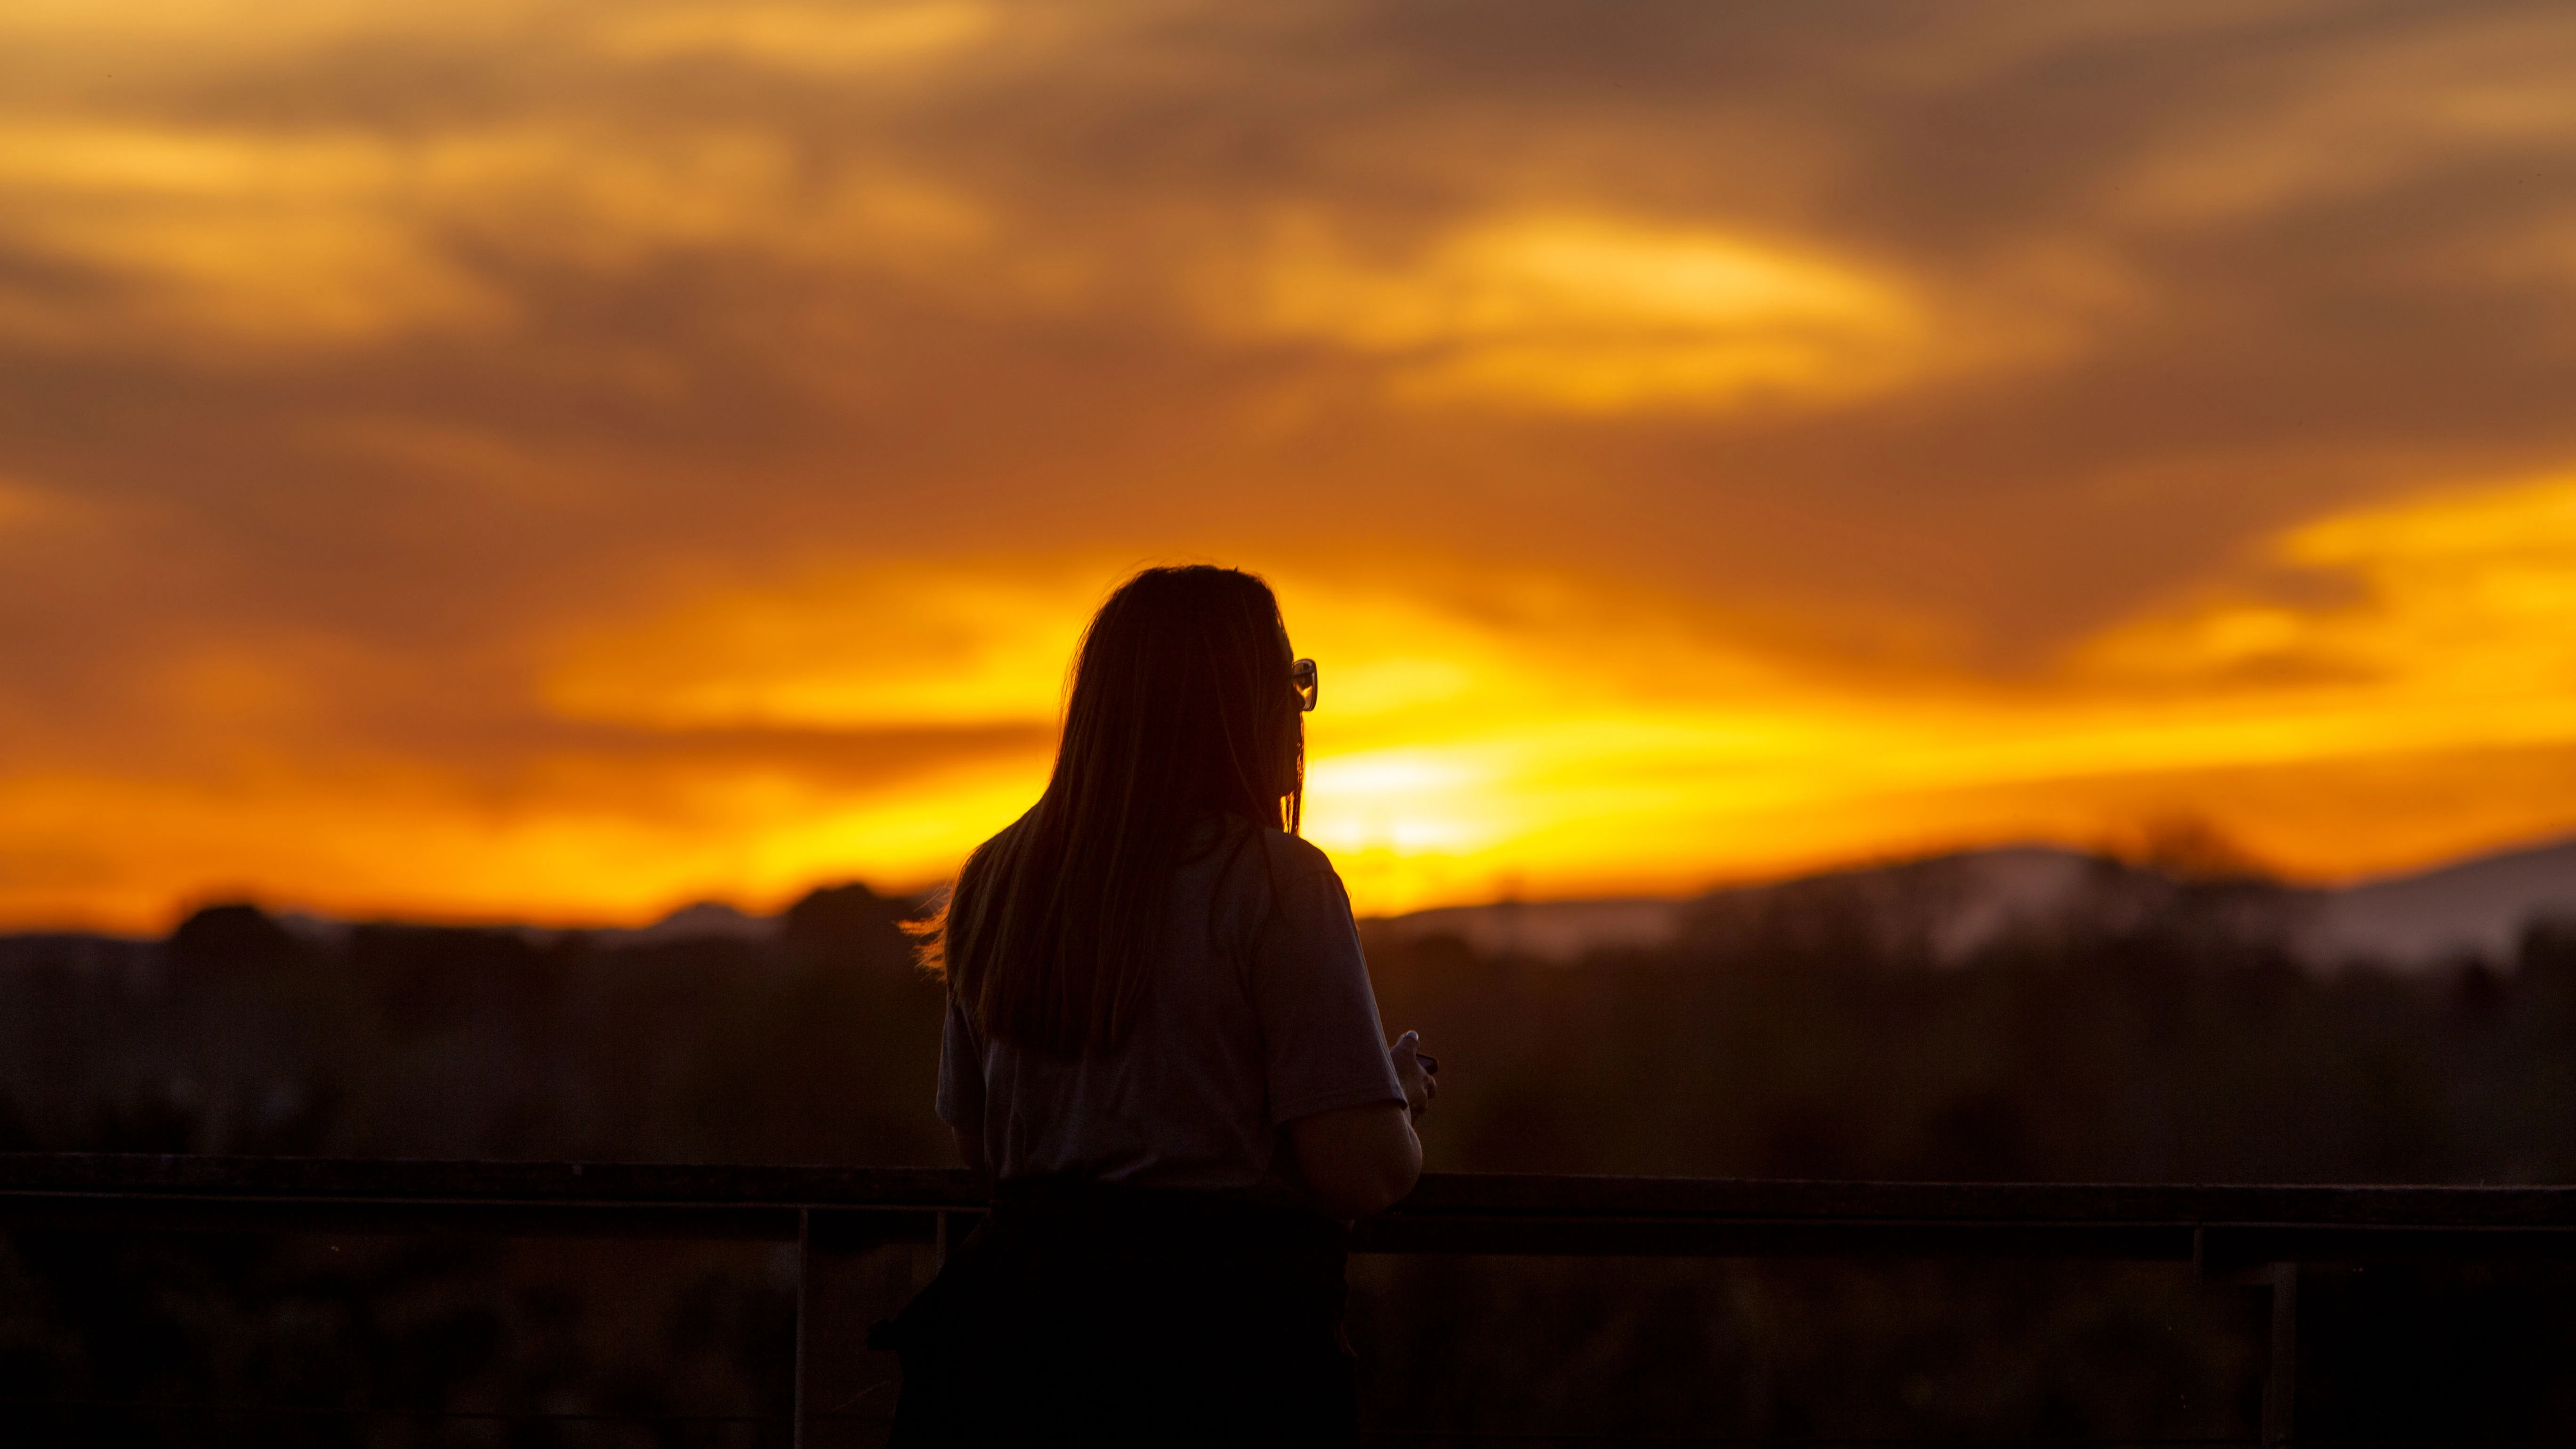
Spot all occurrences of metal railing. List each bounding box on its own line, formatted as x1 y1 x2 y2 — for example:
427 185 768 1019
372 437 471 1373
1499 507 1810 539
4 1153 2573 1445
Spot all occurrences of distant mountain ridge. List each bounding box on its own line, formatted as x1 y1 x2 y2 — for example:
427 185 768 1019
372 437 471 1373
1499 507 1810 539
1365 836 2576 972
11 836 2569 974
2297 836 2576 966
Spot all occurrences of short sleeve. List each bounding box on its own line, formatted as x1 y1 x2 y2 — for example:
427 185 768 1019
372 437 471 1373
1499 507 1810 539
934 989 986 1132
1253 861 1408 1125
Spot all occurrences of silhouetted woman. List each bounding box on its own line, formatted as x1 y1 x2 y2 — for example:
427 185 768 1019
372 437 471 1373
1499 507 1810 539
884 565 1437 1447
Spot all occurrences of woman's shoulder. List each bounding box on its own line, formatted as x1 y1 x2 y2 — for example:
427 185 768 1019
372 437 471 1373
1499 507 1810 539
1201 820 1354 960
1208 813 1341 889
1262 826 1339 882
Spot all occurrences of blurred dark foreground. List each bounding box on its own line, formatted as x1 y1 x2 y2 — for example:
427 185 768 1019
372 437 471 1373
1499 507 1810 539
3 865 2575 1445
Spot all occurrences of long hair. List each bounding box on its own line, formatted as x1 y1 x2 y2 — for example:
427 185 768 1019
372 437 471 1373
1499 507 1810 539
919 566 1306 1055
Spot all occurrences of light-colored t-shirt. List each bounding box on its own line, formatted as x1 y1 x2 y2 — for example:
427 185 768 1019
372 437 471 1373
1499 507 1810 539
935 815 1406 1204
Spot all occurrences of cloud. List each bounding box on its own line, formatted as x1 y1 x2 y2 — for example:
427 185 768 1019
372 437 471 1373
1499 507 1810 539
501 519 2576 912
2077 474 2576 730
541 561 1107 730
2115 13 2576 225
0 0 523 47
0 119 1001 349
0 125 505 345
1213 212 1943 412
0 476 59 530
0 748 1049 928
9 489 2576 925
596 1 1000 72
4 0 2576 924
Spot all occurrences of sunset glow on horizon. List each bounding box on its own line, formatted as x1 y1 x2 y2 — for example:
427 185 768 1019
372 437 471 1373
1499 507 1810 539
7 1 2576 931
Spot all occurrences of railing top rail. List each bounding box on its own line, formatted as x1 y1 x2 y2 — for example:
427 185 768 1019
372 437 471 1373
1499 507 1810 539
0 1153 2570 1230
0 1153 987 1209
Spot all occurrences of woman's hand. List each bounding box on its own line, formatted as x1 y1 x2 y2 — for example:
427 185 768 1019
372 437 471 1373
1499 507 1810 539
1391 1030 1438 1122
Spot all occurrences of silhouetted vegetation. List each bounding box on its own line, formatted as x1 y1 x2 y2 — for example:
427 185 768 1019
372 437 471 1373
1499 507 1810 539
4 866 2574 1443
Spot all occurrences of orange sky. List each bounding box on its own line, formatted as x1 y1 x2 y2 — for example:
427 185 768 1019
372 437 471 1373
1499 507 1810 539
7 0 2576 930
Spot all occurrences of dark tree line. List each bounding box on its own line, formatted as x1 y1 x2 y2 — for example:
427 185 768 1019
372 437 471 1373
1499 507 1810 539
3 861 2573 1444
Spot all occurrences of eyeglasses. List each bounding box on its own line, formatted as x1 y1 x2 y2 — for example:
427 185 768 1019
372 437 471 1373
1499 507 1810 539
1291 657 1318 712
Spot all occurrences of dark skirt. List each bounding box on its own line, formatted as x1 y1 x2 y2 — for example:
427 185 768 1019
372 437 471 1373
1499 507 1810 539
877 1175 1359 1447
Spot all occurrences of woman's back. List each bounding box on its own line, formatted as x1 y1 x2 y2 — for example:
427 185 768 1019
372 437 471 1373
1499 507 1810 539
938 813 1403 1206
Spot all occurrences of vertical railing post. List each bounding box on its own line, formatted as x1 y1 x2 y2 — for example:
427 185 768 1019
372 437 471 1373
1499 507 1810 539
2262 1261 2298 1448
794 1207 815 1449
792 1208 926 1448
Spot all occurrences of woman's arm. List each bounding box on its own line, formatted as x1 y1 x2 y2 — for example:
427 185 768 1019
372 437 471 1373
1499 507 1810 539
1288 1103 1419 1218
1289 1030 1438 1218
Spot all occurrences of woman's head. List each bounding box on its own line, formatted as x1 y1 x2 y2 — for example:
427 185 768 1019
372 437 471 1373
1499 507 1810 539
1060 565 1304 831
928 565 1306 1053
